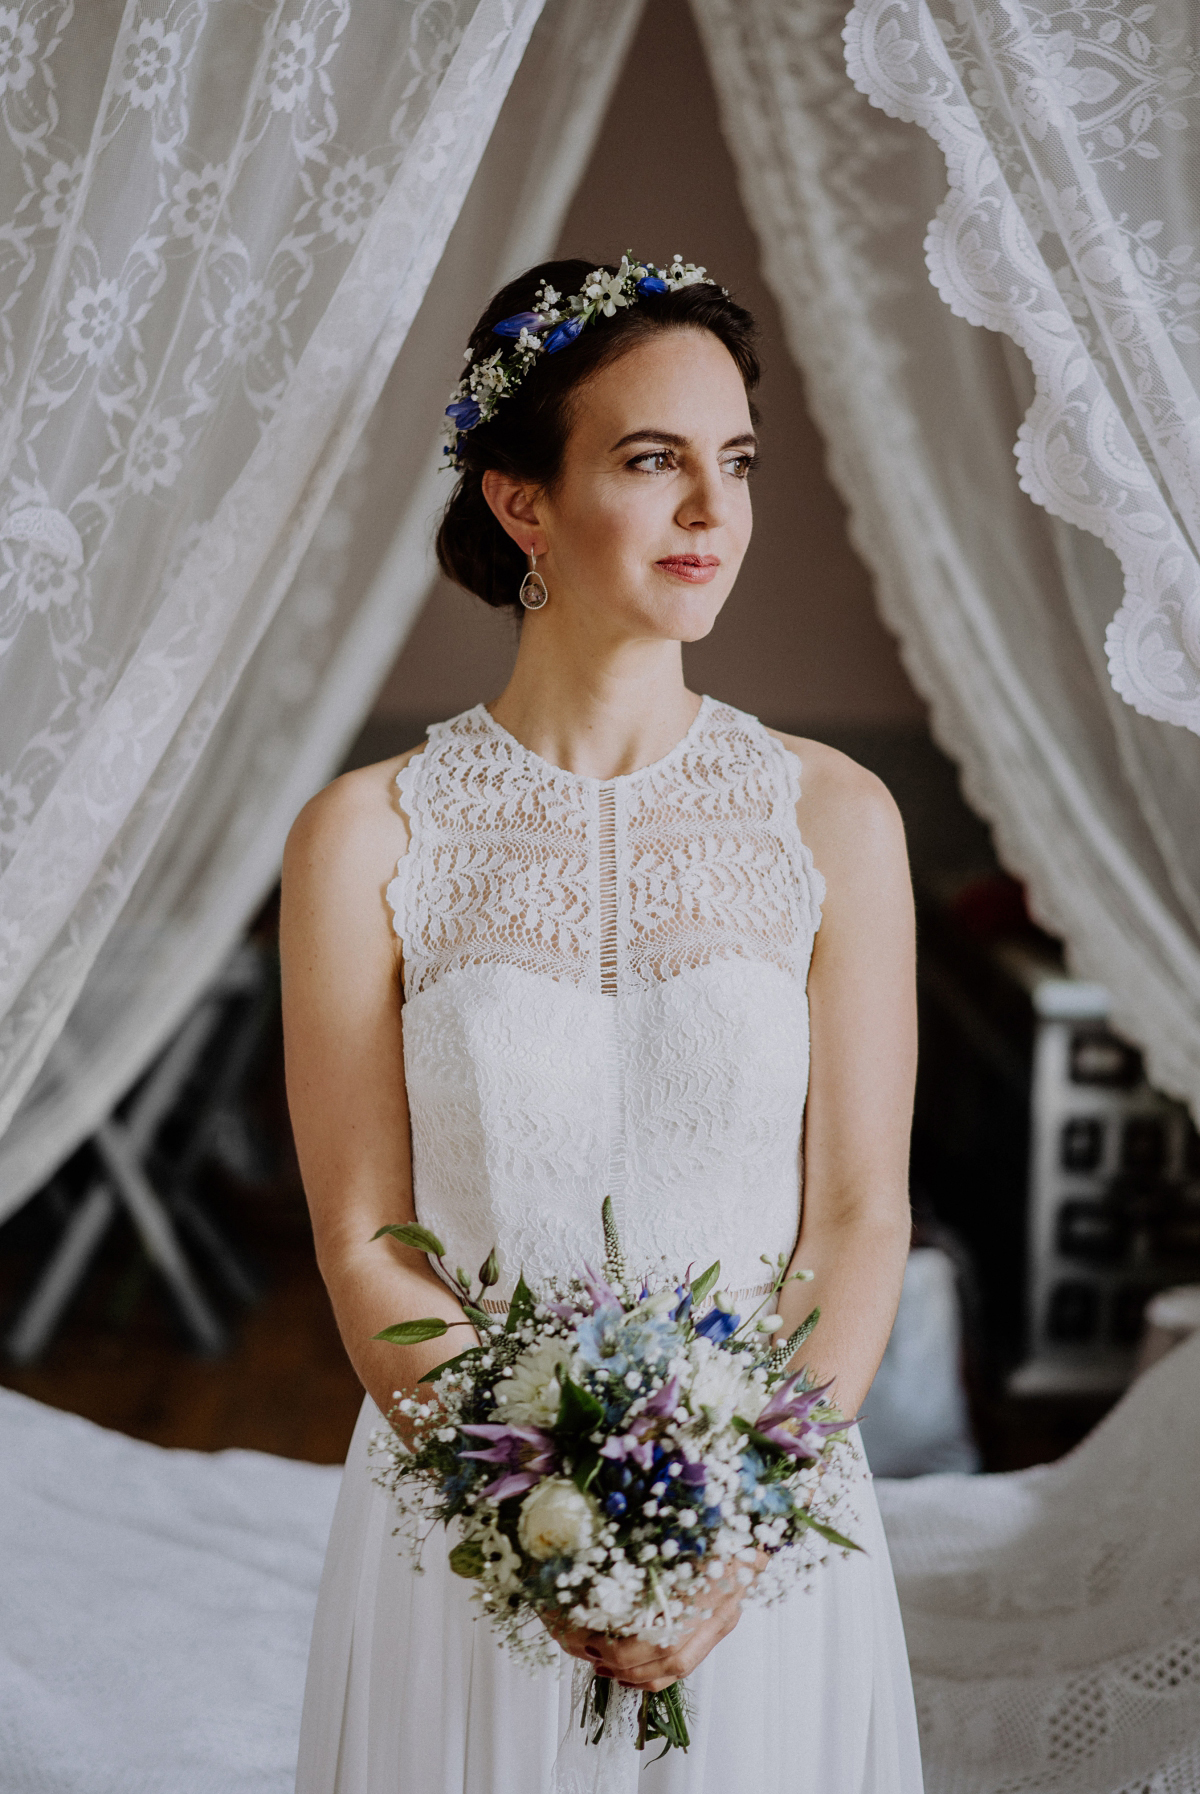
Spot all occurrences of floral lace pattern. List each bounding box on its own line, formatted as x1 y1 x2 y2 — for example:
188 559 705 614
0 0 549 1142
692 0 1200 1126
878 1330 1200 1793
388 700 824 1302
845 0 1200 733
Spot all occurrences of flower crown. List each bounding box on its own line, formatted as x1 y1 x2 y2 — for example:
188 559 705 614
442 254 719 469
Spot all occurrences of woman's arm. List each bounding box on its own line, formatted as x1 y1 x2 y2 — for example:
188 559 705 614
772 736 917 1419
279 753 475 1419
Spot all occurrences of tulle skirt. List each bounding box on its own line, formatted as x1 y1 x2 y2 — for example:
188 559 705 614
296 1396 924 1793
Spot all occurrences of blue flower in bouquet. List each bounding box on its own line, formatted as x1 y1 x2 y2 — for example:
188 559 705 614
693 1304 740 1344
575 1307 679 1389
738 1450 794 1517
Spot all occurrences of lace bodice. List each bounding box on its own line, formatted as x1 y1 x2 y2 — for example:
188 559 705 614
386 697 825 1305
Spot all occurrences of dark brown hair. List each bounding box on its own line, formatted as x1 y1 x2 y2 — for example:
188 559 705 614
435 258 760 616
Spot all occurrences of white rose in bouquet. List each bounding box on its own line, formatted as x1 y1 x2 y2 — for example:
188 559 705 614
686 1336 765 1429
518 1477 599 1561
495 1338 572 1426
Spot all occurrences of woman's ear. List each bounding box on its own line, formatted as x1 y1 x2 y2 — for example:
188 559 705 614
481 469 545 558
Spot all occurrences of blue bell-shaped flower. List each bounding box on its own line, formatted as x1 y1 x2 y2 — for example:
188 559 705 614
493 310 544 338
543 316 584 354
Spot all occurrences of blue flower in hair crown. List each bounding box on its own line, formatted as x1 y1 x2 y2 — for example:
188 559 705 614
441 254 718 469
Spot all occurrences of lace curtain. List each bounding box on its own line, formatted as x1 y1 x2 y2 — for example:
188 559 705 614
0 0 644 1217
691 0 1200 1120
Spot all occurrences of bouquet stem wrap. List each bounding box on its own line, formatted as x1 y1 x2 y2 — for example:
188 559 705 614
551 1664 644 1794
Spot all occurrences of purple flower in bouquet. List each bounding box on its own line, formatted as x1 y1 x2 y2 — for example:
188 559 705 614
460 1422 557 1499
580 1262 622 1314
753 1374 848 1463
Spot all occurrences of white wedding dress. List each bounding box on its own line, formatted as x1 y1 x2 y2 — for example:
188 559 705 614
296 697 923 1793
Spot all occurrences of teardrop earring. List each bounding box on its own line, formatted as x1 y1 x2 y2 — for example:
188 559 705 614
518 548 549 611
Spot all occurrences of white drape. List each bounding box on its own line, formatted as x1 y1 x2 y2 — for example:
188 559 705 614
0 0 644 1218
847 0 1200 738
691 0 1200 1119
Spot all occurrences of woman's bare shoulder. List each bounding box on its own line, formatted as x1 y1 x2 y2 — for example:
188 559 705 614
282 744 425 925
765 728 897 818
763 728 908 891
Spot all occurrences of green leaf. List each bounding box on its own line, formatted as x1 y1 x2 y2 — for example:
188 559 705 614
478 1248 500 1289
794 1510 863 1553
371 1222 447 1257
418 1343 485 1384
556 1373 604 1436
448 1539 486 1578
505 1272 536 1334
689 1260 720 1306
461 1304 494 1331
372 1317 449 1346
456 1266 472 1292
570 1450 602 1495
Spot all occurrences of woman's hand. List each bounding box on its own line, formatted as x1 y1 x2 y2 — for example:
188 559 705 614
544 1552 767 1693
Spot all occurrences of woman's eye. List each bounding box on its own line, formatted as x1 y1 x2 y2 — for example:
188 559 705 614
628 450 675 473
723 454 757 480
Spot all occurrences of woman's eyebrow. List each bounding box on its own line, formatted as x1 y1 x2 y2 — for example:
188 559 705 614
608 429 760 452
609 428 688 452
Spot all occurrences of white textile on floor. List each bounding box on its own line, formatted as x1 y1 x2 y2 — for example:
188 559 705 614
879 1330 1200 1794
0 1386 340 1794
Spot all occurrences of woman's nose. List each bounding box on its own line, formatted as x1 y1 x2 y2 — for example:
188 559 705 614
675 461 727 531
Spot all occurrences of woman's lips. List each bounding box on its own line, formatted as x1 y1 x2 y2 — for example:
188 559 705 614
655 555 720 584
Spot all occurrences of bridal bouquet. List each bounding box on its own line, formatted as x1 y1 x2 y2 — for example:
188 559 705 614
368 1199 858 1763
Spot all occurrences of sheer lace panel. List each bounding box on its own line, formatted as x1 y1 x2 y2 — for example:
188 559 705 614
387 697 824 1003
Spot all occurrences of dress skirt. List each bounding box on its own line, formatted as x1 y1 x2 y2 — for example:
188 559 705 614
296 1395 924 1793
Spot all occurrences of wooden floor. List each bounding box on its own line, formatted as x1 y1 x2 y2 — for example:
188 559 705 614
0 1023 364 1465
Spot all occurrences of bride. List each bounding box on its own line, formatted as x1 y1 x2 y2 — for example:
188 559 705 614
282 256 924 1792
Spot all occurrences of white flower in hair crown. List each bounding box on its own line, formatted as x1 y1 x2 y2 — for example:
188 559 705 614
442 254 719 469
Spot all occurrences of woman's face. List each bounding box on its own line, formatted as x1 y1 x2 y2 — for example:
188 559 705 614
491 327 756 645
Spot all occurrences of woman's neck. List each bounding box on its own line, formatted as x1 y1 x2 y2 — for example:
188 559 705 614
487 623 701 781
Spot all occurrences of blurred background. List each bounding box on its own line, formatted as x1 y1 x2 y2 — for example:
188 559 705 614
3 0 1197 1476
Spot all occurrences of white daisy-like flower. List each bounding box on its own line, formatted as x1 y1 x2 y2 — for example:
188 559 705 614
494 1337 573 1426
685 1338 763 1429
